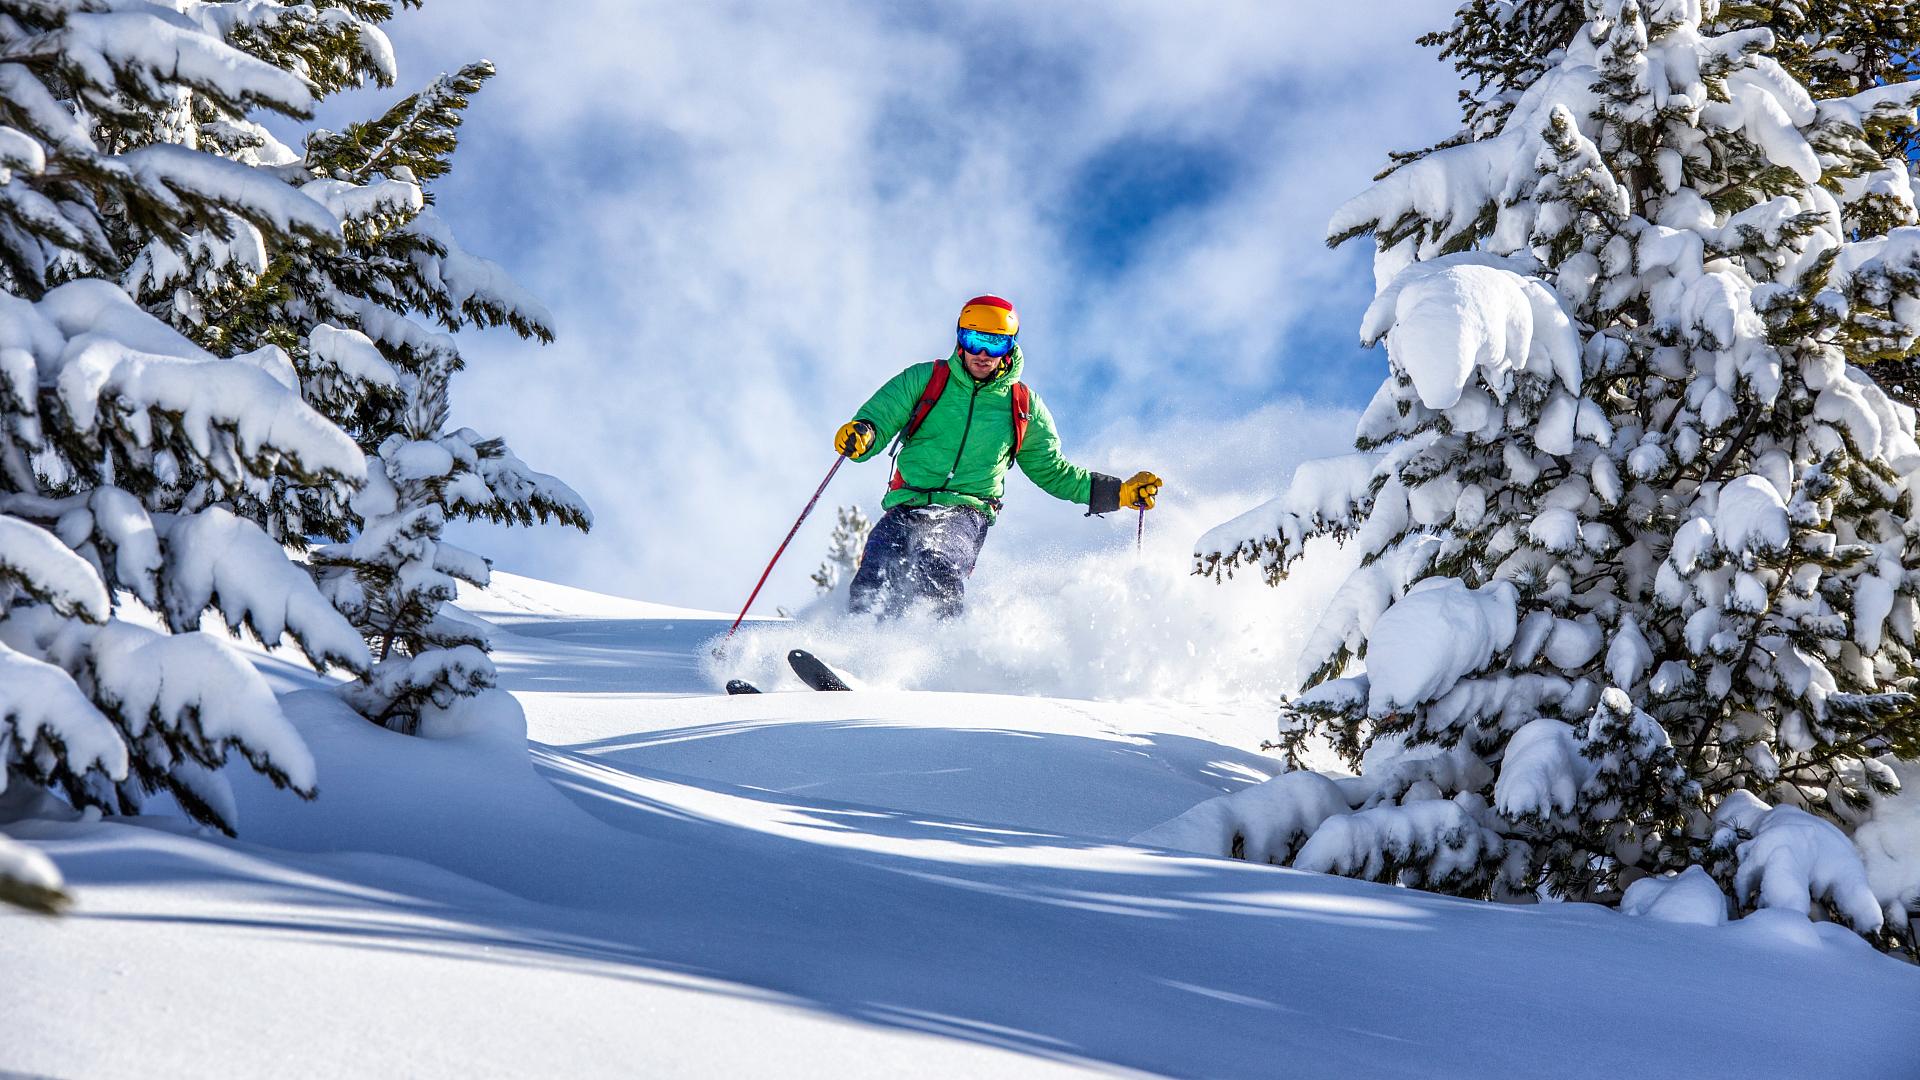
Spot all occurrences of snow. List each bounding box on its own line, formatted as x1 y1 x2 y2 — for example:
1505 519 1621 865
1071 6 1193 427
83 620 317 796
1133 770 1350 864
1363 260 1580 411
1195 451 1380 584
25 280 366 489
722 534 1342 709
1731 804 1885 932
300 176 424 223
1495 718 1583 822
1527 507 1580 552
234 343 298 392
1293 798 1511 891
62 7 315 109
1714 474 1790 555
1621 866 1729 927
307 323 400 388
403 208 556 333
119 144 336 238
0 515 109 620
1705 69 1821 184
160 507 370 673
452 427 593 528
1362 578 1518 715
3 571 1917 1078
0 639 128 788
0 830 64 906
1856 758 1920 924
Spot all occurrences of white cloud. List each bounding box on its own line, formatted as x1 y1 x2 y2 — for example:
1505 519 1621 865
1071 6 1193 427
361 1 1459 607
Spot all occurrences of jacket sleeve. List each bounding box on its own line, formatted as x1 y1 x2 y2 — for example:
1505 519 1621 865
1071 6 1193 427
1016 389 1121 512
849 363 934 463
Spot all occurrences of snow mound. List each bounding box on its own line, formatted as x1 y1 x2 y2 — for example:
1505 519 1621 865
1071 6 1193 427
0 831 65 911
1621 866 1729 927
1132 770 1350 864
1294 799 1510 890
1729 803 1884 932
1855 758 1920 926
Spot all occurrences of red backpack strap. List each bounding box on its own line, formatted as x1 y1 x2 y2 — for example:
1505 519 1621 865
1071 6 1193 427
890 361 951 490
902 360 950 441
1009 382 1031 460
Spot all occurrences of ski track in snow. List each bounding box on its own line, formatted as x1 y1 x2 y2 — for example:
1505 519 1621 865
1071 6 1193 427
4 571 1919 1079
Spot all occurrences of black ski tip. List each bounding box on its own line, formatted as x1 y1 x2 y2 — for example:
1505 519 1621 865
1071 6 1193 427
787 648 852 691
725 679 762 695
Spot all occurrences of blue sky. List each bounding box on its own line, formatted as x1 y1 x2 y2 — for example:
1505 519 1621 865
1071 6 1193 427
313 1 1462 608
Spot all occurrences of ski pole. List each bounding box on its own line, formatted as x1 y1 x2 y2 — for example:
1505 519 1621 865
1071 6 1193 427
1136 504 1145 554
728 453 848 638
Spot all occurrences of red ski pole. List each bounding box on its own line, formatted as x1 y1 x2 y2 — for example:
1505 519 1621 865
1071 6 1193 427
728 453 848 637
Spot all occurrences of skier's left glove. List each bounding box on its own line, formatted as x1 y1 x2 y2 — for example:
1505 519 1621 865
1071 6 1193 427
1120 471 1162 510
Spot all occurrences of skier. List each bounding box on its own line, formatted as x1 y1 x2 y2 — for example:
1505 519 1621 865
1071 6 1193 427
833 295 1160 618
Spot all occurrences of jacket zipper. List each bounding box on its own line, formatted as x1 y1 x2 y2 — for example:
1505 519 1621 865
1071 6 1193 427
937 381 985 499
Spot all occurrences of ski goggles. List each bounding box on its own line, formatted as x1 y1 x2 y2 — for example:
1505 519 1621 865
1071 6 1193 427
957 328 1016 358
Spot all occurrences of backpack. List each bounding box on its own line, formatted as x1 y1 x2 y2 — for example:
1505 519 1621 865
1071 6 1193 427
887 360 1030 493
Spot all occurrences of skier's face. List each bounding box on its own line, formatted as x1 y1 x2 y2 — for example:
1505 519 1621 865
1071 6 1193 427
959 347 1000 379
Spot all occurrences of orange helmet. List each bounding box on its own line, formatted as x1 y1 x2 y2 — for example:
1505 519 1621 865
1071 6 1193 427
957 295 1018 336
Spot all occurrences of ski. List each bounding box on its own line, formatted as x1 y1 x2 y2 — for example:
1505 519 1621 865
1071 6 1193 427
725 678 762 695
787 649 851 691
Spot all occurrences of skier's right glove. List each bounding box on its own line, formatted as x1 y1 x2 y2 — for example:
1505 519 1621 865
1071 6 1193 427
835 420 876 458
1120 471 1163 509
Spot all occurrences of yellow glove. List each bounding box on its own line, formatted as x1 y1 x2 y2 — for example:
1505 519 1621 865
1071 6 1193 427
1120 470 1162 509
835 420 876 458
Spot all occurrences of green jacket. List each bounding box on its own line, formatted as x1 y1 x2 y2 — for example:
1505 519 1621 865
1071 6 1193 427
850 346 1120 522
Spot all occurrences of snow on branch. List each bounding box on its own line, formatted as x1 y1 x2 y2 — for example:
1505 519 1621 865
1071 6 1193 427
452 428 592 531
1620 866 1730 926
1133 771 1352 865
27 280 365 490
44 9 316 117
1363 578 1517 716
1719 796 1885 932
0 638 128 792
83 620 319 799
1361 255 1581 411
1194 452 1382 585
401 209 555 343
118 144 339 244
160 507 371 674
1294 800 1521 897
0 515 109 621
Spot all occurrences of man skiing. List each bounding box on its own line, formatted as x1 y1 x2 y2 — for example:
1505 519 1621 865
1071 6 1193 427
833 295 1160 618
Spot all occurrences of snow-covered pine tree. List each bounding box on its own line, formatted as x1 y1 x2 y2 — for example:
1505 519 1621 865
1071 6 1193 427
110 20 588 733
127 53 536 541
1 1 376 833
1180 0 1920 951
812 505 872 594
1422 0 1920 401
292 66 589 735
308 356 587 734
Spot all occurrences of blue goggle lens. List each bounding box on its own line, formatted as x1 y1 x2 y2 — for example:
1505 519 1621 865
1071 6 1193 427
958 329 1014 358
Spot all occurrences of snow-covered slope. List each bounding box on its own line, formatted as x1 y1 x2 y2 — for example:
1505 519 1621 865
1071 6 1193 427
4 572 1917 1079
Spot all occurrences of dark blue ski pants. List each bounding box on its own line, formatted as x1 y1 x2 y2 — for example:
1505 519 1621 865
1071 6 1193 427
847 504 991 619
